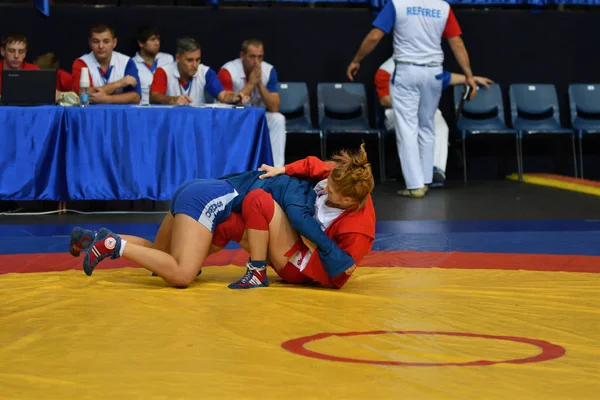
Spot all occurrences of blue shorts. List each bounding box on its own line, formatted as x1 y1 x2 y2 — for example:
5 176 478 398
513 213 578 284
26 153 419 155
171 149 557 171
169 179 239 233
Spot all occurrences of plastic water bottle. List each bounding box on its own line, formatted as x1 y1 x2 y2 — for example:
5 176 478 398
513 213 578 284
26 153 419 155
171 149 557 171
79 67 90 107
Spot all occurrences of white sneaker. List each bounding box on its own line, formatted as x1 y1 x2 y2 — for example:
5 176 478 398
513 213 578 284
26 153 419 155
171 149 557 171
397 187 427 198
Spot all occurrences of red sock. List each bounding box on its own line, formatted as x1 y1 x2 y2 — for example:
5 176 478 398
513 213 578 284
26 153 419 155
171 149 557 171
241 189 274 231
212 212 245 247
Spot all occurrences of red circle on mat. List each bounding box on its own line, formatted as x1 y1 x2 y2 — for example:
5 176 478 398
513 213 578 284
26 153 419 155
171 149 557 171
281 331 566 367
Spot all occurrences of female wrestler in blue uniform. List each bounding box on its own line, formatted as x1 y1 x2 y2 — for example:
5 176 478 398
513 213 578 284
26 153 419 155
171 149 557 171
70 167 354 287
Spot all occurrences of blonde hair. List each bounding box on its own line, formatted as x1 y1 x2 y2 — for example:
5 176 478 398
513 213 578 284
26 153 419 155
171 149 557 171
34 52 59 69
328 143 374 210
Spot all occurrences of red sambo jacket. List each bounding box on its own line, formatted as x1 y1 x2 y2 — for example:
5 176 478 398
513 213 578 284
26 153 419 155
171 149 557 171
285 157 376 288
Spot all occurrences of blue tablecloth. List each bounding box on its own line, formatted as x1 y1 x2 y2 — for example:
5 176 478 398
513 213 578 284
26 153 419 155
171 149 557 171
0 105 272 201
0 106 67 201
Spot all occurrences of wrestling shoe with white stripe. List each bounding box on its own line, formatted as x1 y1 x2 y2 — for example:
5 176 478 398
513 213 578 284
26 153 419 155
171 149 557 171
83 228 121 276
69 227 96 257
228 260 269 289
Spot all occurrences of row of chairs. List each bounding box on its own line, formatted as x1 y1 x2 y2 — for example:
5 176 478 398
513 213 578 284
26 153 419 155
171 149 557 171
455 83 600 181
207 82 385 179
277 82 385 179
230 81 598 182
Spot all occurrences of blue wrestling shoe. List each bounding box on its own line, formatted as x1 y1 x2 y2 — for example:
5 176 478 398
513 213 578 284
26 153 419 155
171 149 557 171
228 260 269 289
83 228 121 276
69 227 96 257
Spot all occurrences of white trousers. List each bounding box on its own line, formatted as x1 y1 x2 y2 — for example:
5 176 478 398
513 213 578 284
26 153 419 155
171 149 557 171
266 112 287 167
390 64 443 189
385 108 448 174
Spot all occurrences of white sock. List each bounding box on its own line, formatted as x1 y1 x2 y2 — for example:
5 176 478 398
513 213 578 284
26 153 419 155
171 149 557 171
119 240 127 257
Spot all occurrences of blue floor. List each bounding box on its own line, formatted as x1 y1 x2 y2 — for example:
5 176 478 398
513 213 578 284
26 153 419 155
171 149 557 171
1 220 599 256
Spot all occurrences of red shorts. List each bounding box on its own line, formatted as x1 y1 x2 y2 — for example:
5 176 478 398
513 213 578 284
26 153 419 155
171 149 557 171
273 239 313 284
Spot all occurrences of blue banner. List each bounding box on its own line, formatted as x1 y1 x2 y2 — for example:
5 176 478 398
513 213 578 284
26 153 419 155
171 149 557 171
216 0 600 8
32 0 600 13
34 0 50 16
369 0 547 10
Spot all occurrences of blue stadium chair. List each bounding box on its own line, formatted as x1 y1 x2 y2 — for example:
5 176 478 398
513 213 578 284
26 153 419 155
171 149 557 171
568 83 600 179
373 91 402 182
373 91 387 132
278 82 325 159
509 84 577 181
453 83 519 183
317 82 385 181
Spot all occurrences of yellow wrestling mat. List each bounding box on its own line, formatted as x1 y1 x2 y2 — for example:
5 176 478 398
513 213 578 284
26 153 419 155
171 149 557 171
1 266 599 399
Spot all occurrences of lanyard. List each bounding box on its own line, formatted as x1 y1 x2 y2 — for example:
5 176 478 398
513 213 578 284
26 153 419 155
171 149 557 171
179 77 194 97
145 59 158 73
98 66 113 85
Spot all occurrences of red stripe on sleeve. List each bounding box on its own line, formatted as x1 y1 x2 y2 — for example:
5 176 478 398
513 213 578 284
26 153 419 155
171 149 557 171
442 8 462 39
217 68 234 92
374 69 391 99
150 67 168 95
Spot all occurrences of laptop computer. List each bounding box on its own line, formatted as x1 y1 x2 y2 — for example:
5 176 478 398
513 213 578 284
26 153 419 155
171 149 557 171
1 69 57 106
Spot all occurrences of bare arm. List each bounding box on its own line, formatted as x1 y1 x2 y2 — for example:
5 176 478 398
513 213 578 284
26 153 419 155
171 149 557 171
102 92 141 105
449 73 465 86
351 28 385 64
447 36 477 99
216 91 245 104
150 92 192 105
101 76 138 95
380 95 392 108
101 81 125 95
449 73 494 88
347 28 385 81
447 36 473 78
239 81 256 98
449 73 464 86
217 91 235 104
257 84 280 112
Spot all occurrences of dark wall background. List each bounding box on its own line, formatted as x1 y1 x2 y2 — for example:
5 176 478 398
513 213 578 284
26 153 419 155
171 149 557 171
1 6 599 180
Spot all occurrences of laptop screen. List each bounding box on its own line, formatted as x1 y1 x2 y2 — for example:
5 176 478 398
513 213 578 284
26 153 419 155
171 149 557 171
1 69 57 106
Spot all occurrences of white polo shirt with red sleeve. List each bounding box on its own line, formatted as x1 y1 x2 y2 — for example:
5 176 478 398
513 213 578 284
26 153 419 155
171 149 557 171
373 0 462 65
149 61 224 106
72 51 141 97
133 52 174 105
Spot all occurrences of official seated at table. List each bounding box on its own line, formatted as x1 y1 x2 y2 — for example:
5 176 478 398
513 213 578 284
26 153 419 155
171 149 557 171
72 23 141 105
0 32 41 97
218 38 286 167
149 37 243 106
132 25 174 105
0 33 77 104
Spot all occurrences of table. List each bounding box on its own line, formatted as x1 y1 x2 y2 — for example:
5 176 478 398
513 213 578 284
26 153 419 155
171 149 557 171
0 105 272 201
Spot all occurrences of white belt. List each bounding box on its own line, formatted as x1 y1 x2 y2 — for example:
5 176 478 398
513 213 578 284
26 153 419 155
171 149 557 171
395 60 442 68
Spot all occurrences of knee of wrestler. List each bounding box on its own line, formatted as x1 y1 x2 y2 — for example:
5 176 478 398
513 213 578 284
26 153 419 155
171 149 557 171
267 112 286 134
170 270 197 288
241 188 274 229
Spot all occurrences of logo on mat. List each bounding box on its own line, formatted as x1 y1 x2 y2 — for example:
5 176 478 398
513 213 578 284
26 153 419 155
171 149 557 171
104 237 116 250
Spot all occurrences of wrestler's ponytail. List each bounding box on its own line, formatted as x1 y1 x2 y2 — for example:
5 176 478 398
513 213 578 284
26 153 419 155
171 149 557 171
329 143 374 210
